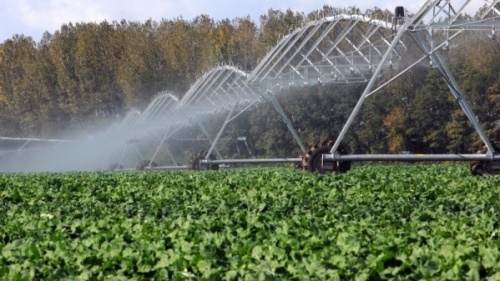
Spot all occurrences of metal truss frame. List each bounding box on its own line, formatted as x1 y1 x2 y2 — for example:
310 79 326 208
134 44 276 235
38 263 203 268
2 0 499 171
111 0 500 169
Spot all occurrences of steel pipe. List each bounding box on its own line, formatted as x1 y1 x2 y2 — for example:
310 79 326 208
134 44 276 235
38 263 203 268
324 153 497 161
201 158 301 165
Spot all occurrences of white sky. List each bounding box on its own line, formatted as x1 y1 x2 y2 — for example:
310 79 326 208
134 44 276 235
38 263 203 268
0 0 485 43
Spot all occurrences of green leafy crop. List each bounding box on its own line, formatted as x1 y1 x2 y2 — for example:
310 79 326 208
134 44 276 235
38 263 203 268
1 165 500 280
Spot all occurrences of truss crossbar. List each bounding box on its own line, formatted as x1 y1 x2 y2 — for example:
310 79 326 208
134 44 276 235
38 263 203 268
93 0 500 169
4 0 500 171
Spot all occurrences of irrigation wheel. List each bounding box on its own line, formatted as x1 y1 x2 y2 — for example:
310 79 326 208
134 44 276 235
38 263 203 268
189 151 219 170
295 153 304 169
470 141 500 176
302 140 351 173
136 160 157 171
107 163 124 171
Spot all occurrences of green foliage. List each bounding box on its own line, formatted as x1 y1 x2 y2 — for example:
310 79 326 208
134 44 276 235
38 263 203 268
1 165 500 279
384 107 405 153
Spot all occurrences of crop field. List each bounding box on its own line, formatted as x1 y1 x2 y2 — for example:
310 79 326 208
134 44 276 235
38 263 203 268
1 164 500 280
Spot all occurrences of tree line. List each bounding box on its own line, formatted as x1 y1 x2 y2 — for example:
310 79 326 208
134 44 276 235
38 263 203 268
0 6 499 159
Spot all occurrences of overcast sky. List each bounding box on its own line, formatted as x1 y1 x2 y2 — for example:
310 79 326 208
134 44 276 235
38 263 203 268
0 0 485 43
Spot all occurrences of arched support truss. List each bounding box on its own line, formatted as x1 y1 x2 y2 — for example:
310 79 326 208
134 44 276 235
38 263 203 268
101 0 500 169
2 0 500 172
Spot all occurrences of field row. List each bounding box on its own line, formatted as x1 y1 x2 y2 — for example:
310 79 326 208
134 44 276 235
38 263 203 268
1 165 500 280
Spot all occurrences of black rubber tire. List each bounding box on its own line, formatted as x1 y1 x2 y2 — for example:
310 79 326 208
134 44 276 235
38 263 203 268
189 151 219 170
306 146 332 173
302 143 320 171
302 140 351 173
189 153 204 170
136 160 157 171
470 161 484 176
107 163 124 171
336 145 351 173
470 140 500 176
295 153 303 169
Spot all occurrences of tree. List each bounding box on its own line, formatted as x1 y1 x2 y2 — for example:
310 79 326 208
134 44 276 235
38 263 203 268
409 68 453 153
192 15 217 71
49 23 80 128
158 18 197 94
383 107 405 153
211 19 237 63
232 17 257 71
116 20 170 108
0 35 40 135
73 22 124 127
446 109 473 153
256 9 304 59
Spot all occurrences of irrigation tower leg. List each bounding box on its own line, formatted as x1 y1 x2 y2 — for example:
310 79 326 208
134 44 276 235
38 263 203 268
412 30 495 155
117 143 129 168
262 92 307 152
203 90 265 160
206 100 239 159
116 142 145 169
331 2 438 154
102 142 125 170
194 120 224 160
131 144 145 165
149 124 185 166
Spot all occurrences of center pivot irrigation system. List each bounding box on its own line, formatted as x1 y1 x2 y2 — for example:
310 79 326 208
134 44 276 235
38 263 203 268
1 0 500 174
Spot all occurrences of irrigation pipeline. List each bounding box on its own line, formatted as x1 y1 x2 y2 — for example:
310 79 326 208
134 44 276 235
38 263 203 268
2 0 500 173
199 154 499 165
325 154 499 162
201 158 302 165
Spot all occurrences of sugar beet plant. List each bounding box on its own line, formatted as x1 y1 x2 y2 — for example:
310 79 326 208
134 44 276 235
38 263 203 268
1 165 500 280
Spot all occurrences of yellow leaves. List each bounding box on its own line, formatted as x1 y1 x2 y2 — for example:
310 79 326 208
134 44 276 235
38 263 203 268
486 82 500 104
383 107 405 153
